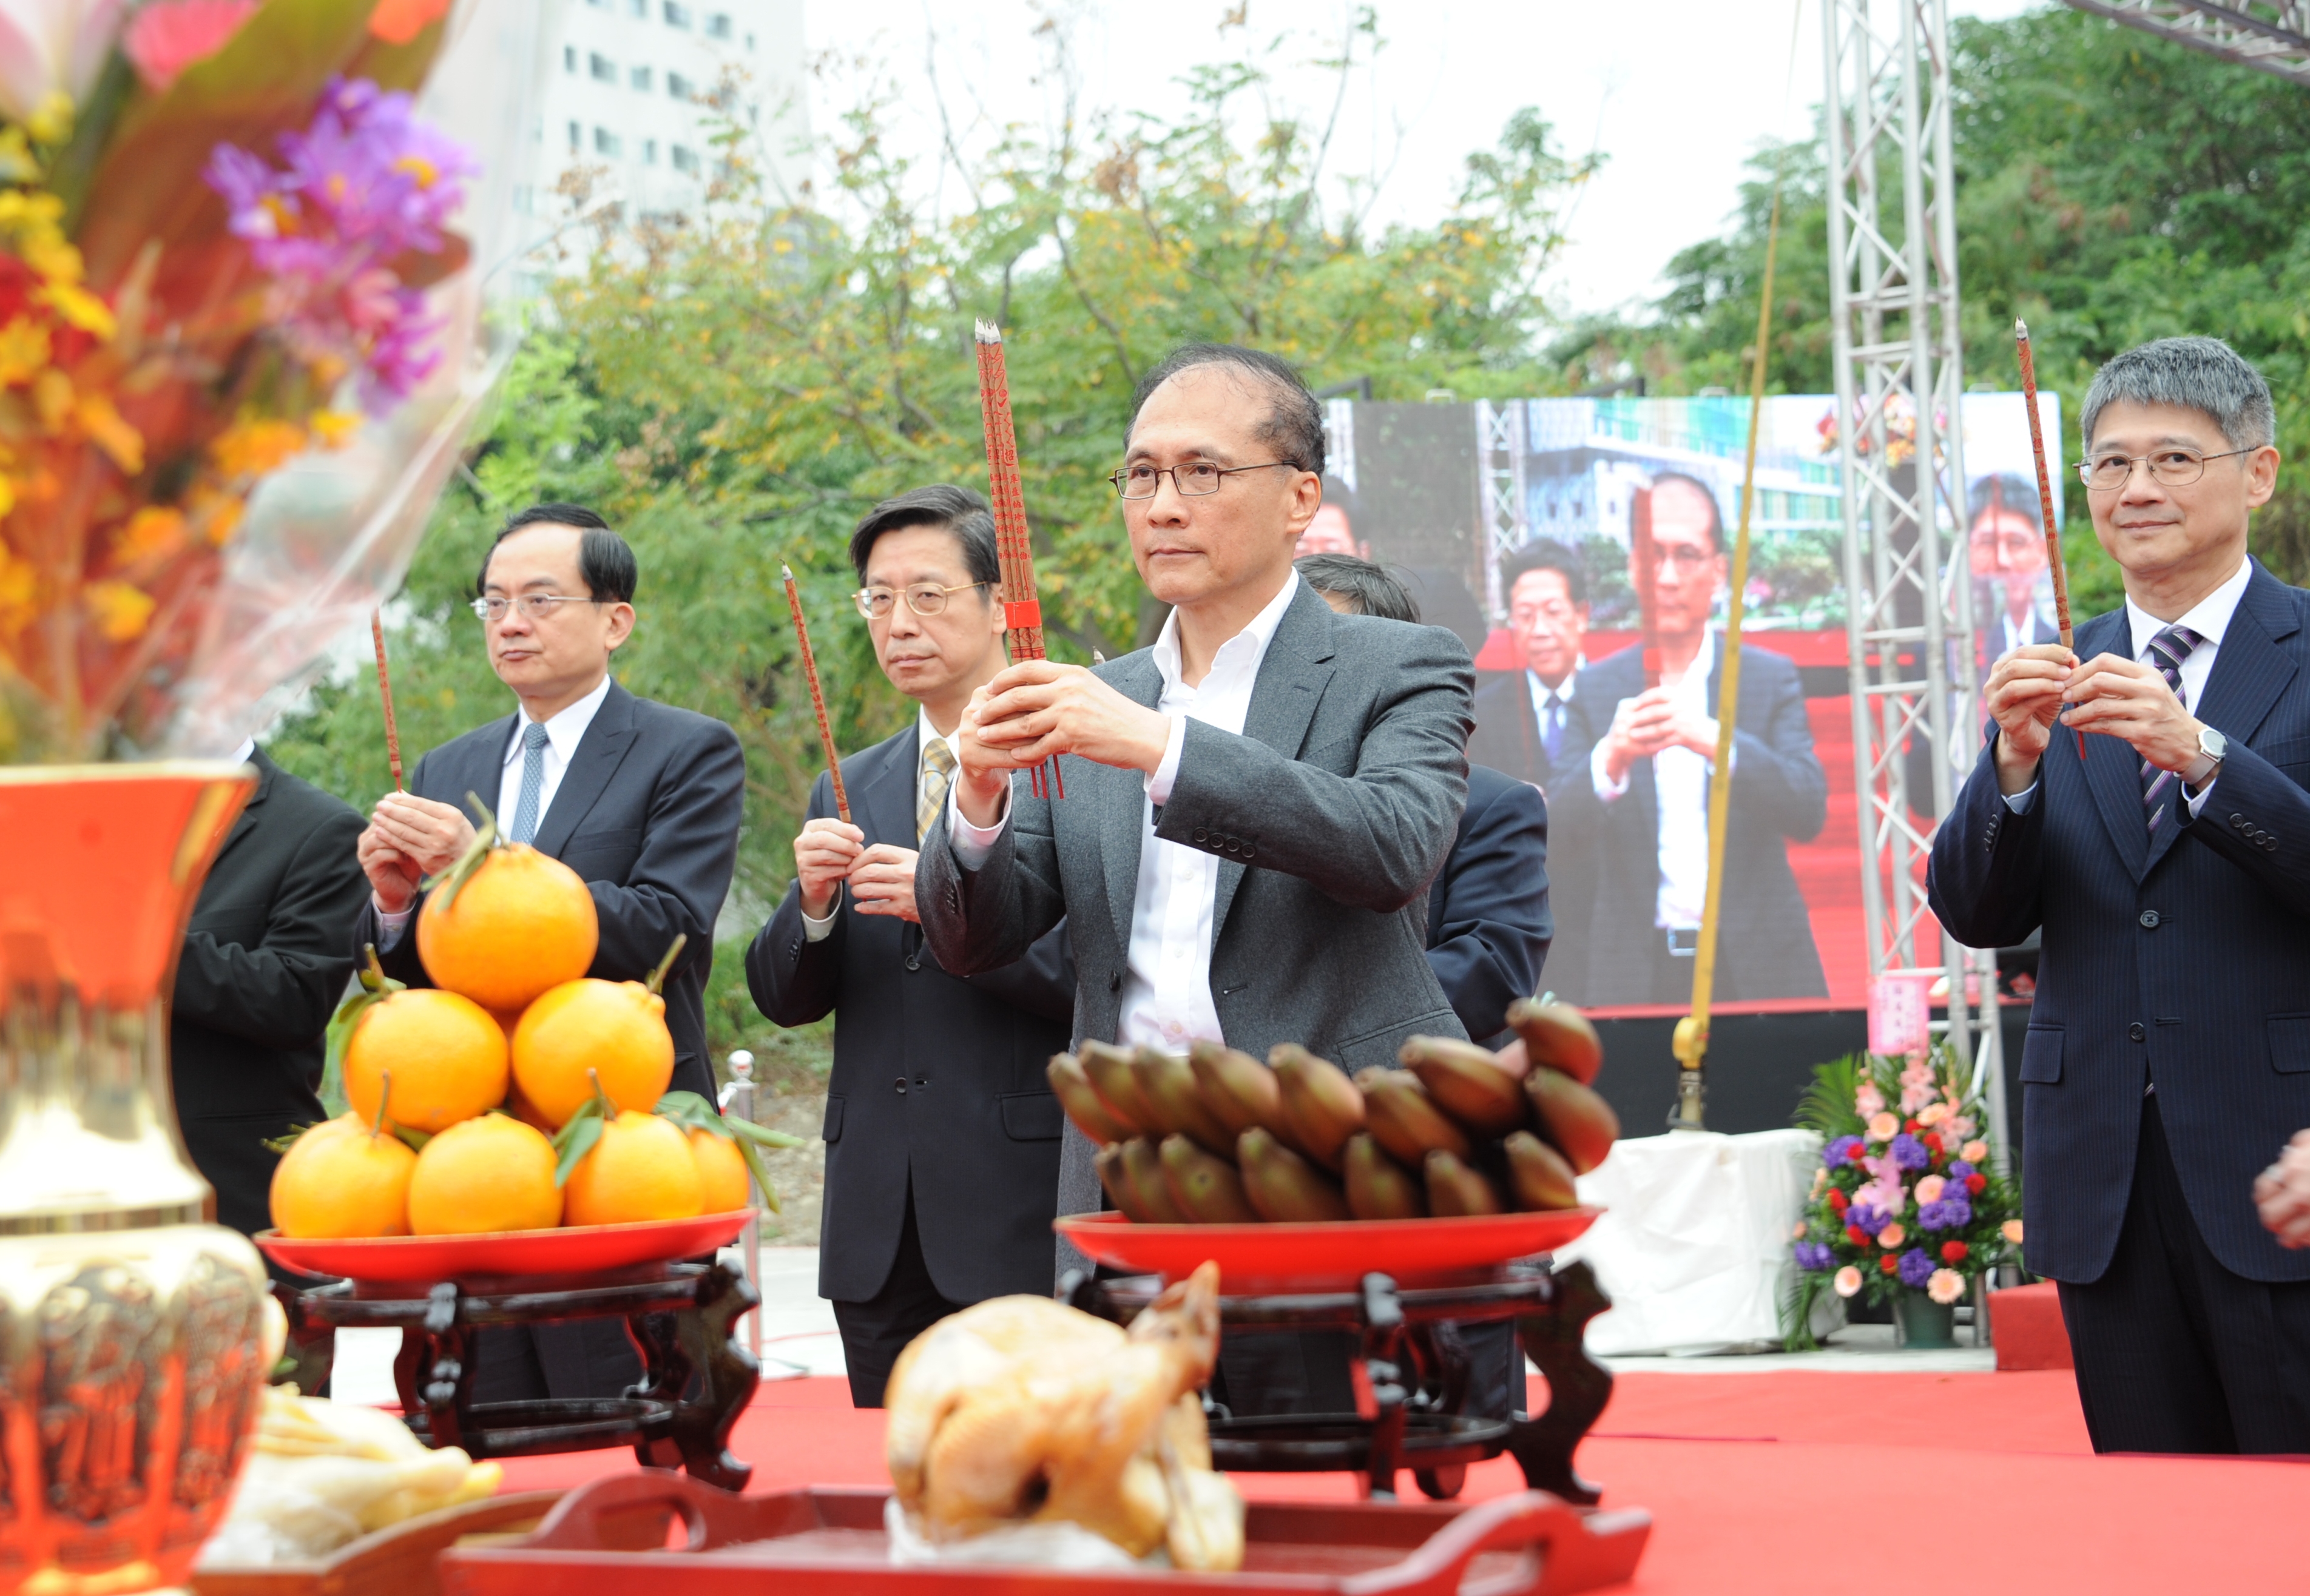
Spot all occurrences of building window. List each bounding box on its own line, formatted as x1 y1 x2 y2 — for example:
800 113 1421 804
562 44 576 71
594 127 623 157
589 52 615 82
567 120 581 152
643 139 658 164
663 0 691 26
670 144 698 173
706 12 731 38
630 64 652 90
666 71 692 99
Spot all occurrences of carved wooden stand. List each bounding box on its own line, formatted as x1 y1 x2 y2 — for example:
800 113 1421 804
1064 1259 1613 1504
277 1259 758 1489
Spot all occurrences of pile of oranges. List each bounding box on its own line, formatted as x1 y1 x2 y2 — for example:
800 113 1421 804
269 825 766 1241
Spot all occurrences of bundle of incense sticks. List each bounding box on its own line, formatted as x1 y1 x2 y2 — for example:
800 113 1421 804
1630 487 1663 691
371 610 403 791
2014 319 2085 759
782 564 853 824
973 318 1064 800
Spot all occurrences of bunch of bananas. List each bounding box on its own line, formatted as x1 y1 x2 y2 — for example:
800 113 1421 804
1046 998 1618 1224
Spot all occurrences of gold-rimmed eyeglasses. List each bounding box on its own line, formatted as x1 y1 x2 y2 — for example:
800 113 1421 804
1107 461 1296 500
470 594 602 622
2078 446 2255 492
853 581 990 620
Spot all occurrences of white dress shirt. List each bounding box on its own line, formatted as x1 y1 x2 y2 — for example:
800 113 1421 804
950 573 1303 1053
376 674 612 943
801 704 960 941
2002 555 2251 818
1589 635 1725 931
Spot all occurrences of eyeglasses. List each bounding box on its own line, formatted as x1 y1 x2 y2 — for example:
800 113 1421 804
2078 446 2255 492
853 581 990 620
470 594 601 622
1108 461 1296 500
1644 545 1718 571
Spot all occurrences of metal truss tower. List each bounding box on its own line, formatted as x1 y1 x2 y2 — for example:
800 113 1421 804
1822 0 2005 1119
2064 1 2310 85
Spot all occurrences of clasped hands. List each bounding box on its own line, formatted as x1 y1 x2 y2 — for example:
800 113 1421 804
950 661 1173 826
1986 645 2205 795
357 793 477 915
1599 687 1720 786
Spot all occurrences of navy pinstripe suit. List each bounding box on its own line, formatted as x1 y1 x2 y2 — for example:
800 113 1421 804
1929 560 2310 1450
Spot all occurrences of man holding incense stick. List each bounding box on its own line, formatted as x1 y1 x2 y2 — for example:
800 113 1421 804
1929 337 2310 1455
919 343 1473 1413
747 485 1073 1409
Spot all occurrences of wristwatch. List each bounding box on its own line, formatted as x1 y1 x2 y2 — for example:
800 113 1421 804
2183 723 2227 789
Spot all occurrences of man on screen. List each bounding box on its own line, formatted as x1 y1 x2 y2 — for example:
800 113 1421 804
1552 473 1828 1004
1971 472 2061 669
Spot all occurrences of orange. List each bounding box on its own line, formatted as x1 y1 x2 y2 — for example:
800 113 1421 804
510 977 675 1127
269 1114 416 1238
563 1111 703 1227
343 988 509 1134
689 1128 751 1213
417 843 598 1013
407 1114 563 1234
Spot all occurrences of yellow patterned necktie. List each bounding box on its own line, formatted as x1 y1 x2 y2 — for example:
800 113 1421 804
918 736 956 843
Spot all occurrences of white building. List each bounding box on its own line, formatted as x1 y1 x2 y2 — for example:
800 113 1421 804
524 0 808 238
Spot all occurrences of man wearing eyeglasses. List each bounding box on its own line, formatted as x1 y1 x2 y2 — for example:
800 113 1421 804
353 502 745 1399
745 485 1073 1408
917 343 1474 1415
1931 336 2310 1456
1553 472 1828 1005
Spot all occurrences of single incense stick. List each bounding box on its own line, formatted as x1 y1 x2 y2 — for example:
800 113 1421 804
371 610 404 791
2015 320 2086 759
782 564 851 824
1631 487 1663 692
973 318 1064 800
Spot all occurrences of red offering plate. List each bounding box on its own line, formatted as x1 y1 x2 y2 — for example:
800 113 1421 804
1056 1208 1602 1291
257 1209 756 1284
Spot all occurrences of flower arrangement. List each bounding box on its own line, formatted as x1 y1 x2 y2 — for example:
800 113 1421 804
1784 1049 2022 1349
0 0 499 763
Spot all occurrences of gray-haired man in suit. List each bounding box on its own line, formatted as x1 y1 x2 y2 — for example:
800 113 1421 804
918 343 1475 1413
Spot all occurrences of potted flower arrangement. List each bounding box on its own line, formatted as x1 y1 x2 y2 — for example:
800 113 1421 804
0 3 523 1592
1785 1050 2024 1350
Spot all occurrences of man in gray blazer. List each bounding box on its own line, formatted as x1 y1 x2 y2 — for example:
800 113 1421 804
918 343 1475 1412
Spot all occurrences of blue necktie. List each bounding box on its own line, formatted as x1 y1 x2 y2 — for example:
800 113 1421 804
510 721 550 844
1541 695 1565 763
2140 622 2204 833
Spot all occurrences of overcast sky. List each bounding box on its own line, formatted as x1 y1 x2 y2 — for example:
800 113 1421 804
802 0 2045 320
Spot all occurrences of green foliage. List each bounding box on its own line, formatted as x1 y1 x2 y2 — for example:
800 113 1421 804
1563 7 2310 602
266 22 1599 928
1792 1053 1866 1142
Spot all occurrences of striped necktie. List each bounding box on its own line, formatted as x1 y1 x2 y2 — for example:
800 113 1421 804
2140 622 2204 833
918 737 956 843
510 721 550 844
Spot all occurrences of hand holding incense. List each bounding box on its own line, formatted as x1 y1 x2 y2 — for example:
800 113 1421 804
782 564 852 825
973 318 1065 800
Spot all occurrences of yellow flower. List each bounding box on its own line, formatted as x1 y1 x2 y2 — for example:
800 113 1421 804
38 282 115 340
32 367 69 430
198 495 245 547
113 507 186 564
0 315 50 386
84 579 155 642
75 394 143 473
26 93 73 147
391 154 439 189
209 419 306 479
308 409 360 448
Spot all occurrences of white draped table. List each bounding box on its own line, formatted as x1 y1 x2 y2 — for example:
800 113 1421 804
1553 1127 1824 1356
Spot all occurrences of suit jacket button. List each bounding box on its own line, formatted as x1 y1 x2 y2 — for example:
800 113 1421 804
1241 842 1257 860
2266 837 2280 851
905 953 920 971
1192 826 1209 844
894 1076 909 1094
2231 813 2247 829
2129 1023 2145 1042
2138 910 2160 929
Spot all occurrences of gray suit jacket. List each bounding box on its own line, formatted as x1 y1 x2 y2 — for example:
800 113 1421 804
918 581 1476 1259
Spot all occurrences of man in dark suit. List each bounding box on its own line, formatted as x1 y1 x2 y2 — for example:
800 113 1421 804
1297 551 1551 1045
1929 337 2310 1454
1552 473 1827 1005
919 344 1474 1415
174 744 370 1261
746 486 1073 1408
353 502 745 1399
1468 540 1596 995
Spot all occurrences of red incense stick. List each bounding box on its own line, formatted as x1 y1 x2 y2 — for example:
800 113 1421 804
371 610 404 790
782 564 852 824
2015 319 2085 760
1631 487 1663 691
974 318 1064 800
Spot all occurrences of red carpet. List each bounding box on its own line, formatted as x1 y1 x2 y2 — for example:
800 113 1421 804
490 1371 2302 1592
